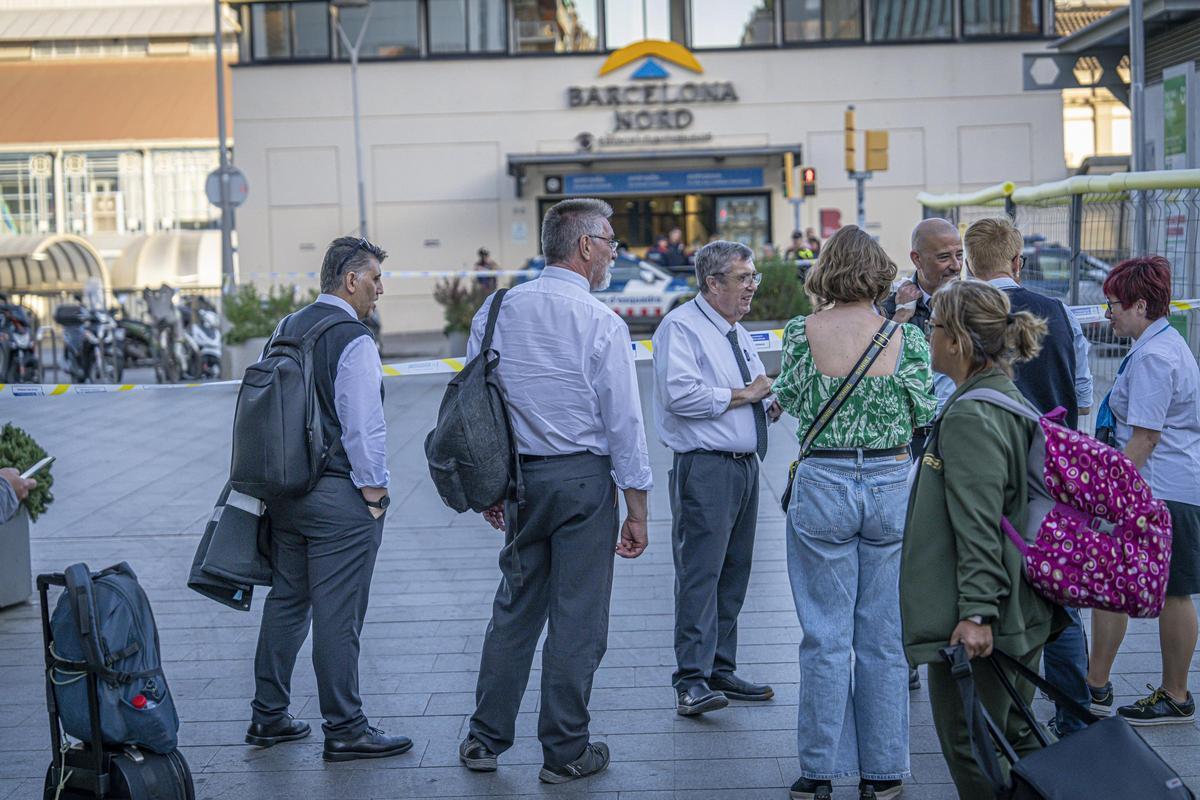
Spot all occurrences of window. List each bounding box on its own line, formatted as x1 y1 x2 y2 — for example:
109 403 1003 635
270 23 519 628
962 0 1041 37
869 0 952 40
0 154 55 235
690 0 775 48
428 0 507 53
335 0 419 59
605 0 685 49
250 2 329 60
512 0 599 53
292 2 331 58
783 0 861 41
252 4 292 59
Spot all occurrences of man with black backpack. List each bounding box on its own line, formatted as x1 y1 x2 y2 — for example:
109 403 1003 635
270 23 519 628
458 198 653 785
243 236 411 762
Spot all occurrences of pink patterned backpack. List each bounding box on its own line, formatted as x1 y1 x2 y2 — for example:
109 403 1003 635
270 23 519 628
956 388 1173 618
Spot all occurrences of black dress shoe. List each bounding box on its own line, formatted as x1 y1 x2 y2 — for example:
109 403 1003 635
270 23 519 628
322 726 413 762
676 683 729 716
459 735 498 771
245 715 311 747
909 667 921 691
538 741 610 784
709 674 775 702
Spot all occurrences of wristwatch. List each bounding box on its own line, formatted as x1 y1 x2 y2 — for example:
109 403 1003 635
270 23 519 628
365 495 390 510
966 615 984 625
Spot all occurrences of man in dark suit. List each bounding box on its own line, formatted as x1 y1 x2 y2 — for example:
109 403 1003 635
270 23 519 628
964 216 1094 739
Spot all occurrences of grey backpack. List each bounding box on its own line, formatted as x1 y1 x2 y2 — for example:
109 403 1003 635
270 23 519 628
425 289 522 512
229 311 367 499
49 562 179 754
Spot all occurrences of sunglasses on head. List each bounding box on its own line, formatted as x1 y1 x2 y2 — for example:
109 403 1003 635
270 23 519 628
334 237 371 279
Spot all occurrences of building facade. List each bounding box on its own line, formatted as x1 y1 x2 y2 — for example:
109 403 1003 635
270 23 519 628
232 0 1068 335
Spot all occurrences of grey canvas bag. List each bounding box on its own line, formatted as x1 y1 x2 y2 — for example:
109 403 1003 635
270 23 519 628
424 289 523 513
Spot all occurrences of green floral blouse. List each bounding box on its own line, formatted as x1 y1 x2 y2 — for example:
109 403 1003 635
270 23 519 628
772 316 937 450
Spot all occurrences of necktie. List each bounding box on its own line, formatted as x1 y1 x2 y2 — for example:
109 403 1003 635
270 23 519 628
726 329 769 460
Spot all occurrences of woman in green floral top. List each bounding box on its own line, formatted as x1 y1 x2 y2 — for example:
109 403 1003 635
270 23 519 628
774 225 935 800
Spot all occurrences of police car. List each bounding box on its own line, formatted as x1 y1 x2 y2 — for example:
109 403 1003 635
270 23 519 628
523 253 695 328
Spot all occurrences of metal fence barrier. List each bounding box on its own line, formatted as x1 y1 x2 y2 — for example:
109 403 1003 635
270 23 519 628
917 170 1200 428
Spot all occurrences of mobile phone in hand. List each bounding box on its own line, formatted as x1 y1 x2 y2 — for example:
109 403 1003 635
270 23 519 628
20 456 54 480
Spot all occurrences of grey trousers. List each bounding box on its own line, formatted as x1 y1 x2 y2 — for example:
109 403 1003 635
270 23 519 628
469 453 618 768
252 474 384 740
670 451 760 690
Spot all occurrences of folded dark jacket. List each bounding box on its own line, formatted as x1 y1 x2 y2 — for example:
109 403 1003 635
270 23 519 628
188 482 272 611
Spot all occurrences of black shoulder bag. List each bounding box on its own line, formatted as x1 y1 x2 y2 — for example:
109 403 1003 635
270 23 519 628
779 318 899 513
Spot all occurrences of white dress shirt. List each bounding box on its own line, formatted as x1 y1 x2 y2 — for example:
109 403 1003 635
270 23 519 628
1109 317 1200 505
466 266 653 491
651 294 769 454
315 294 390 489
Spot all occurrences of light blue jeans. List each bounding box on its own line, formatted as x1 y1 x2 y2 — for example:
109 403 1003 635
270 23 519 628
786 452 912 781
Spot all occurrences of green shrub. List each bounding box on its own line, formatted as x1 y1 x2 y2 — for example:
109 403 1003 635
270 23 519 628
433 277 490 335
744 257 811 323
224 283 317 344
0 423 53 522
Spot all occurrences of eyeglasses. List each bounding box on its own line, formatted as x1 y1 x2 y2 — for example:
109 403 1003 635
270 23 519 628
334 237 370 278
1104 299 1123 312
717 271 763 288
587 234 622 253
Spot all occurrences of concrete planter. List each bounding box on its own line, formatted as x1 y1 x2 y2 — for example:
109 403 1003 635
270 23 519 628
0 509 31 609
445 331 469 359
223 337 270 381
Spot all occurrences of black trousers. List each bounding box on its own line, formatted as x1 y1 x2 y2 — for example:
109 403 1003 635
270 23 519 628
670 451 760 690
252 475 384 740
469 453 618 768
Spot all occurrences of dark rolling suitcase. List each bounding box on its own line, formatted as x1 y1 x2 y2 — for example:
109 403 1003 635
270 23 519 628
941 644 1193 800
37 570 195 800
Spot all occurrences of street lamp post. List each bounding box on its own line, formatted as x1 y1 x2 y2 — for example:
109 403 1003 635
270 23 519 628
1129 0 1148 253
333 0 373 240
213 0 234 293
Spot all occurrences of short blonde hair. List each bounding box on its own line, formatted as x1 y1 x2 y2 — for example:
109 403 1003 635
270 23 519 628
964 217 1023 279
804 225 896 306
931 280 1046 377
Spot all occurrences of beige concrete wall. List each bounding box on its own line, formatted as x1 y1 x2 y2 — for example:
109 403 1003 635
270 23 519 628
232 41 1066 334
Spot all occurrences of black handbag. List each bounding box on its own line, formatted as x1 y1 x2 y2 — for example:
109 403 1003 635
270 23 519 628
780 318 899 512
941 644 1193 800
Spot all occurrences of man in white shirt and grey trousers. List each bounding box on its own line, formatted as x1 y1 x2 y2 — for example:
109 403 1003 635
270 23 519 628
459 198 653 785
652 240 781 716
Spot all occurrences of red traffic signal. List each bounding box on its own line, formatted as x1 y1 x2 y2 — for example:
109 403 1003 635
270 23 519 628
801 167 818 197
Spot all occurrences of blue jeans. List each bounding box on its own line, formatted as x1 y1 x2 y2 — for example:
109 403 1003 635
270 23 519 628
786 453 911 781
1042 606 1090 734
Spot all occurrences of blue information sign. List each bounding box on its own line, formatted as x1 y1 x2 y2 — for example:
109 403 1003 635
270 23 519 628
562 168 763 195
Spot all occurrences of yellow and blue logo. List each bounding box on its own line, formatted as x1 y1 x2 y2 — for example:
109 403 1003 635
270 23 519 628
598 39 703 80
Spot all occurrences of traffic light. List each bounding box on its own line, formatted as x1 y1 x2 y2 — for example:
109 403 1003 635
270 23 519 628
866 130 889 172
782 151 796 198
844 105 857 173
801 167 817 197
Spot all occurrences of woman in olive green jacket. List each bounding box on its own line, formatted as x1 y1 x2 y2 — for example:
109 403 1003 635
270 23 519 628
900 280 1065 798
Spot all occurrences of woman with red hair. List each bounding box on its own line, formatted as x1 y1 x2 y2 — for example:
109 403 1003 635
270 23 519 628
1086 255 1200 725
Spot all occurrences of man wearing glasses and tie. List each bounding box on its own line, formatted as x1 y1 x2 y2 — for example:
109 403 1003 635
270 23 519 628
651 240 781 717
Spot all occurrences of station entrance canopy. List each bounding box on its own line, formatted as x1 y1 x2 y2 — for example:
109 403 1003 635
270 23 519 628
0 234 107 294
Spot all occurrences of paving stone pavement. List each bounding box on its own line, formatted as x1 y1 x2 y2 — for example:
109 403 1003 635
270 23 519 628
3 363 1200 800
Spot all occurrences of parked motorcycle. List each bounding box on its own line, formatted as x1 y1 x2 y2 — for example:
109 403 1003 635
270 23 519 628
144 285 222 383
0 295 42 383
112 294 158 370
55 303 124 384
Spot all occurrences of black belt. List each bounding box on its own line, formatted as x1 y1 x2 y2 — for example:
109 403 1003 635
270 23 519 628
807 445 910 459
519 451 589 463
683 449 756 460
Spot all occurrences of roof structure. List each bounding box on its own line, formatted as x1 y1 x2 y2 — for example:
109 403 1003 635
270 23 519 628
0 2 238 42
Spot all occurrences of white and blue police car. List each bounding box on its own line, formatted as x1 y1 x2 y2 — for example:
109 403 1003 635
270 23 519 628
522 253 695 328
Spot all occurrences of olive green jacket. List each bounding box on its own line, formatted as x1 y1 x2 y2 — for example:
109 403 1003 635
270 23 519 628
900 369 1065 666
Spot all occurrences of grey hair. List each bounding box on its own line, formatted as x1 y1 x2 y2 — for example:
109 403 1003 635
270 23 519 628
541 198 613 264
695 240 754 294
320 236 387 293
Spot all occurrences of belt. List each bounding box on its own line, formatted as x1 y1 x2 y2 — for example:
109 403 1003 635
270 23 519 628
684 449 755 460
518 451 589 463
807 445 910 459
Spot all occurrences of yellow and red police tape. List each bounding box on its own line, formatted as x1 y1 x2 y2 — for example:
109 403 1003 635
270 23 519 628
4 298 1199 398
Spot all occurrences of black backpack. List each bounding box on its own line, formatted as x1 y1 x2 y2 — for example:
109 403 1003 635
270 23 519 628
425 289 522 512
229 311 367 499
